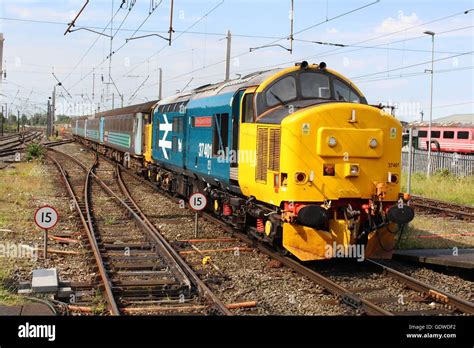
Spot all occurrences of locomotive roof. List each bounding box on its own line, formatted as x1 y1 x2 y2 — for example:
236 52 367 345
158 68 281 105
94 100 159 118
71 100 159 120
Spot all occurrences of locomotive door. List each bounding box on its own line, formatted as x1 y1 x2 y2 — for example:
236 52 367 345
99 117 105 143
231 90 245 168
143 112 153 163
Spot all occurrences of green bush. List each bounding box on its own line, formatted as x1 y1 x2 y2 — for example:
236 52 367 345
25 143 44 161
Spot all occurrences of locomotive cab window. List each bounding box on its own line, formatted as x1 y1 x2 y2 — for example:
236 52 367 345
242 93 255 123
212 113 229 156
333 79 360 103
300 73 330 99
265 76 297 107
257 70 366 118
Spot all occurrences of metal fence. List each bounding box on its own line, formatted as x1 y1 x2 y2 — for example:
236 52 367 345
402 149 474 176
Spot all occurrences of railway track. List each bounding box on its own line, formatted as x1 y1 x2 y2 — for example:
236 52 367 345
46 147 231 316
0 131 44 157
104 152 474 316
410 195 474 221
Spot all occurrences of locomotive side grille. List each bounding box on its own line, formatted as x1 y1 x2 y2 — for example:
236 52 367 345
256 127 269 182
268 128 281 172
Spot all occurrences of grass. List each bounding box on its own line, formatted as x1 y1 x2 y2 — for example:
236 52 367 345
401 171 474 206
0 262 31 305
0 162 55 306
104 216 116 225
397 215 474 249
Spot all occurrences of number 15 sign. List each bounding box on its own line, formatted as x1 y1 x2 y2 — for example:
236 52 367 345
34 206 59 230
34 205 59 259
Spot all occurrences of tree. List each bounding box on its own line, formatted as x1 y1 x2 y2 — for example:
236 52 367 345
56 115 71 124
7 114 17 125
21 114 28 125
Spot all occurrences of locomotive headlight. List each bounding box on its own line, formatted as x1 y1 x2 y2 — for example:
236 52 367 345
344 163 360 177
369 138 378 148
328 136 337 147
350 165 359 176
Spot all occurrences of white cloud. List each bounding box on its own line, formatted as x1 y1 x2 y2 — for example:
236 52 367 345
326 27 339 34
375 11 421 34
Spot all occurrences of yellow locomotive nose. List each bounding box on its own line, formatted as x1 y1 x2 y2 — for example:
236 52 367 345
240 101 405 261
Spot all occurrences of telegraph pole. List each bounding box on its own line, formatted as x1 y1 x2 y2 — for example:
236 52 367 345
225 30 231 81
0 33 4 82
1 105 4 137
52 85 56 123
407 126 413 194
17 110 20 132
424 30 435 178
1 34 4 136
107 0 114 110
47 99 51 137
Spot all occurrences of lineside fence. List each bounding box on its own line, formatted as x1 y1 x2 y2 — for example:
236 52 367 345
402 149 474 176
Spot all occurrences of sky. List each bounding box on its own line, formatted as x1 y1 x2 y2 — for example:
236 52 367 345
0 0 472 121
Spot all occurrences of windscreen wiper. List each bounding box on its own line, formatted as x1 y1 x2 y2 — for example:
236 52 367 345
270 91 286 106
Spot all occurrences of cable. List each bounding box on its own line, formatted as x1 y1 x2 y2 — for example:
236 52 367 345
62 5 124 84
212 11 474 82
120 0 225 80
66 0 170 94
109 0 163 58
350 51 473 80
355 66 474 84
0 16 284 40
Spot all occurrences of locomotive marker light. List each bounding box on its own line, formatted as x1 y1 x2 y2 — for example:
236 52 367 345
34 205 59 259
369 138 378 148
328 136 337 147
189 193 207 238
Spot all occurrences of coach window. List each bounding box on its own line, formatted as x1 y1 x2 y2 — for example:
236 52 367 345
418 130 427 137
458 131 469 139
443 131 454 139
431 131 440 138
242 93 255 123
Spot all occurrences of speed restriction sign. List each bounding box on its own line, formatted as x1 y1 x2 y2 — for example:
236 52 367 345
34 206 59 230
189 193 207 211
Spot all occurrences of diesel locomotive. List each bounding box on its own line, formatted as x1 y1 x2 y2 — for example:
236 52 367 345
72 61 414 261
